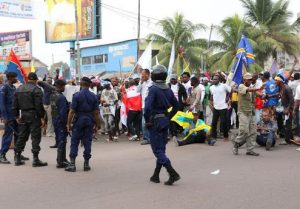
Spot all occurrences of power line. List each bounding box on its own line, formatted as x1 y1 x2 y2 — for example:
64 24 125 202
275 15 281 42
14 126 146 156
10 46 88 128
101 2 160 22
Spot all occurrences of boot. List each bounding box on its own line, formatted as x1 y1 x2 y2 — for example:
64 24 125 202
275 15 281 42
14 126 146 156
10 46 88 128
56 150 66 168
83 159 91 171
65 158 76 172
0 153 10 164
150 162 162 183
14 152 25 166
14 152 29 161
62 144 70 166
32 154 48 167
164 164 181 186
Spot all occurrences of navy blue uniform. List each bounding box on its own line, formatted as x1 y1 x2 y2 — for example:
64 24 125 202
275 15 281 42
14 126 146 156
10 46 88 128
144 85 178 166
0 83 18 155
51 92 69 151
69 89 98 160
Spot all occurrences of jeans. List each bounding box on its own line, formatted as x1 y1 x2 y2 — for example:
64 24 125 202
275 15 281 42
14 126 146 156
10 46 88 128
127 110 142 137
211 108 229 139
255 109 262 124
142 109 150 141
0 120 18 155
256 132 276 147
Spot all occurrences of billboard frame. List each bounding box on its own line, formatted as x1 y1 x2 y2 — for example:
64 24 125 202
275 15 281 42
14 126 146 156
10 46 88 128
0 30 32 61
44 0 97 44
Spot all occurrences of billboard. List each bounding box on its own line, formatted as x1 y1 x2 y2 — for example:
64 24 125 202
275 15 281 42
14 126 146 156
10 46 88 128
0 0 34 19
80 39 138 76
0 30 32 61
45 0 96 43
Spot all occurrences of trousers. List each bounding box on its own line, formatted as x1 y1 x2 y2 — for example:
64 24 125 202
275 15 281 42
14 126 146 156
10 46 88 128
69 116 94 160
178 131 206 146
127 110 142 137
44 105 54 136
211 108 229 139
234 112 256 152
53 118 68 151
256 132 276 147
15 113 42 154
0 120 18 155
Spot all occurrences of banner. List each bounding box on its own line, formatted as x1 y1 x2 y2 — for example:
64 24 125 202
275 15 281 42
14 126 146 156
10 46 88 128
0 0 34 19
0 30 32 61
45 0 96 43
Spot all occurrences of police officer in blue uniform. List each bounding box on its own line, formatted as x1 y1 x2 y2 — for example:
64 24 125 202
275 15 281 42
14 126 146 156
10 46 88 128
50 79 70 168
13 72 47 167
0 72 29 164
65 77 100 172
144 65 181 185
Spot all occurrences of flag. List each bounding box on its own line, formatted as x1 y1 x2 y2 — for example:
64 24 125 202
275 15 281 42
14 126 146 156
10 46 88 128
155 56 159 65
137 41 152 69
59 65 63 79
183 62 191 74
231 34 255 85
31 63 36 73
5 49 27 84
269 60 278 76
168 41 175 77
120 94 128 126
171 111 194 129
183 119 211 140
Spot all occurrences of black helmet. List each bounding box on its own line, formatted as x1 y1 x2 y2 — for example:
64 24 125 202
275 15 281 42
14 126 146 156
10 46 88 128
151 65 168 82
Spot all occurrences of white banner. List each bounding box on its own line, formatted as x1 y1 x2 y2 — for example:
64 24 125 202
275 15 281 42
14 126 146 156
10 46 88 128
0 0 34 19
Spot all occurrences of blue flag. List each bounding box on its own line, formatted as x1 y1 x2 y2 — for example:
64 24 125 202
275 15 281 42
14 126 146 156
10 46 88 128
231 35 255 85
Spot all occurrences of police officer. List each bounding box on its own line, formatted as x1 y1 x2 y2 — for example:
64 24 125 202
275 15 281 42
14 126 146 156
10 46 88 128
39 79 69 168
50 79 69 168
65 77 100 172
144 65 181 185
13 72 47 167
0 72 29 163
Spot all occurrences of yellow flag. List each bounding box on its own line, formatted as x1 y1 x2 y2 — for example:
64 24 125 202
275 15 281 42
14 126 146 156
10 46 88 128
31 63 35 73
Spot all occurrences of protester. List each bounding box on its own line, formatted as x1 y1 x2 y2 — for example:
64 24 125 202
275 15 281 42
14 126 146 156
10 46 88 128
232 73 262 156
209 74 231 143
256 108 277 150
181 72 192 95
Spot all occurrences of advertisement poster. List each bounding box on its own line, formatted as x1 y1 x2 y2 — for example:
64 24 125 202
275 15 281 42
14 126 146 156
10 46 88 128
0 0 34 19
0 30 32 60
45 0 96 43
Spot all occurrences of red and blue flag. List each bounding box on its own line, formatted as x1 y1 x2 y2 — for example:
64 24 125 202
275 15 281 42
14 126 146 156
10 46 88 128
5 49 27 83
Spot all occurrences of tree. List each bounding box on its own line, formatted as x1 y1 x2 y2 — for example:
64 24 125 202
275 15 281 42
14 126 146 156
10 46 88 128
240 0 300 67
148 12 207 75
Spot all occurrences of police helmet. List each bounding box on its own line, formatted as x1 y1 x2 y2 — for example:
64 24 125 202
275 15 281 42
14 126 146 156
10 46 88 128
151 65 168 82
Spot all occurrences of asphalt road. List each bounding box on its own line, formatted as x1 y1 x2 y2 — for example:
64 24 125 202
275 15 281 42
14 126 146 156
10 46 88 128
0 134 299 209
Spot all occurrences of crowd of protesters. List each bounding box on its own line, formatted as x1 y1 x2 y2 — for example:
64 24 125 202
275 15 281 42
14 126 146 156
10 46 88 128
0 59 300 169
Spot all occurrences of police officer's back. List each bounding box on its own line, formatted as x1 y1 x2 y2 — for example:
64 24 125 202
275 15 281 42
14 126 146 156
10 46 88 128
144 65 180 186
13 72 47 167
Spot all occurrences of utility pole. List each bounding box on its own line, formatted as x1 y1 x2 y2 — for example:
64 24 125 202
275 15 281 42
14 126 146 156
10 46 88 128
137 0 141 60
74 0 81 81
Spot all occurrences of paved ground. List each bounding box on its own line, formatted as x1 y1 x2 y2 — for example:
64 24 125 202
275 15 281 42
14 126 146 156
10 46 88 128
0 134 300 209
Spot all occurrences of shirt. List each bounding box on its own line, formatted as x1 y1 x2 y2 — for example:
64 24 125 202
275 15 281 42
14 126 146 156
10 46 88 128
189 85 202 112
288 80 300 96
264 80 279 107
137 79 152 108
238 84 255 114
101 89 118 115
295 85 300 110
182 81 192 95
257 119 277 135
171 83 179 101
210 83 231 110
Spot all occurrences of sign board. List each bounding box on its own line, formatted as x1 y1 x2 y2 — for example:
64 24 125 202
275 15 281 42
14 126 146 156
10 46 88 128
80 39 138 76
0 0 34 19
45 0 96 43
0 30 32 60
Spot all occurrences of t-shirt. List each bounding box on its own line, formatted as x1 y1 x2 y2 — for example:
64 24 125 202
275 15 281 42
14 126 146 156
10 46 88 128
182 81 192 95
171 83 179 101
295 85 300 110
238 84 255 114
264 80 279 107
288 80 300 96
210 83 231 110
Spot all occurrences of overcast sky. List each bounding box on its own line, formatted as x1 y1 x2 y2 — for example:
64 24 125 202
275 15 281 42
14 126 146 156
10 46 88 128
0 0 299 67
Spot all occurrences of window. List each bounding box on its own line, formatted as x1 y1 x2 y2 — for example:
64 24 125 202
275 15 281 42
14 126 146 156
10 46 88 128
103 54 108 63
94 55 103 63
82 56 92 65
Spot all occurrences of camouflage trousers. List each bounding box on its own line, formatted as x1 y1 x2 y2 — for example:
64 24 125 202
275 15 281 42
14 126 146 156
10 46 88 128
234 112 257 152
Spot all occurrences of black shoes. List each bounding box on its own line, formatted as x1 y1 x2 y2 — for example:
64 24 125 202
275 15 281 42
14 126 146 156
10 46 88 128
32 155 48 167
164 164 181 186
14 153 25 166
246 151 260 156
0 154 10 164
83 160 91 172
150 163 162 183
65 158 76 172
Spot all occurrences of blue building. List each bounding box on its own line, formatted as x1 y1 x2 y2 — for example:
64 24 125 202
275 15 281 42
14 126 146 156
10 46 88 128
80 39 138 76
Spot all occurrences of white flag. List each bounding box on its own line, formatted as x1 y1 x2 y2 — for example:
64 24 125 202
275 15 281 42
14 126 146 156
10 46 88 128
137 41 152 69
168 41 175 76
155 56 159 65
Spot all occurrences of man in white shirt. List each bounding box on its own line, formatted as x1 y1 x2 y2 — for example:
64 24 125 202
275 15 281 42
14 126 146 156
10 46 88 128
137 69 152 145
289 73 300 96
181 72 192 95
293 84 300 142
209 74 231 142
